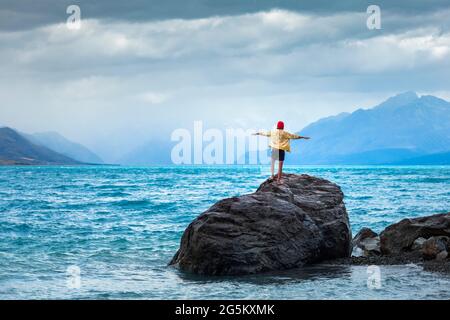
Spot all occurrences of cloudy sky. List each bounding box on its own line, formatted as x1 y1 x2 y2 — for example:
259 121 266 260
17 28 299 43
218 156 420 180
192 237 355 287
1 0 450 161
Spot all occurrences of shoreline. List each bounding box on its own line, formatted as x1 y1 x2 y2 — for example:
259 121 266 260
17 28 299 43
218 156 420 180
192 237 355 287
325 252 450 275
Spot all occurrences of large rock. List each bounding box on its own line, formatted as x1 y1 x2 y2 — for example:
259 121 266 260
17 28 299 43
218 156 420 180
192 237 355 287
380 213 450 255
169 174 352 275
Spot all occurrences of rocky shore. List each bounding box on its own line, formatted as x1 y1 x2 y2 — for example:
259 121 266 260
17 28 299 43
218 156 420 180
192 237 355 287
170 173 450 275
332 212 450 274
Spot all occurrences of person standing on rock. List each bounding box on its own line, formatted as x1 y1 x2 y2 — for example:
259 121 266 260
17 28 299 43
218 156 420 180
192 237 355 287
254 121 310 184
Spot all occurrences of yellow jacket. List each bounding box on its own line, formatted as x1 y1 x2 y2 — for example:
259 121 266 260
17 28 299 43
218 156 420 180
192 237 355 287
259 129 301 152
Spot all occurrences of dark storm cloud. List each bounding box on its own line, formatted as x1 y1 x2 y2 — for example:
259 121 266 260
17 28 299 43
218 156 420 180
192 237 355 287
1 0 449 31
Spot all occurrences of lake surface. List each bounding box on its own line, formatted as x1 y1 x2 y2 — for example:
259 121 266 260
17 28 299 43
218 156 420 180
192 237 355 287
1 165 449 299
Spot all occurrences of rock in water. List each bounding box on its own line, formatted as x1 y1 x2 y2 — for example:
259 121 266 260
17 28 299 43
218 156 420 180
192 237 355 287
422 236 449 260
352 228 380 257
169 174 352 275
380 212 450 255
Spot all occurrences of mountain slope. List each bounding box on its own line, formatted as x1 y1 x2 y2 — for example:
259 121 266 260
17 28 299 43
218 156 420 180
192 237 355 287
293 92 450 164
0 127 81 165
24 131 103 164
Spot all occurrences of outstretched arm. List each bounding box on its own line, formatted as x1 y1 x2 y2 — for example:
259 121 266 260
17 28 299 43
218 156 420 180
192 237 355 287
286 132 310 140
253 131 271 137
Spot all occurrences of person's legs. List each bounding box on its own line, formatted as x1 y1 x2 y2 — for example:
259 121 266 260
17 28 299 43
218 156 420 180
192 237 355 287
277 160 284 183
271 157 275 178
276 150 285 183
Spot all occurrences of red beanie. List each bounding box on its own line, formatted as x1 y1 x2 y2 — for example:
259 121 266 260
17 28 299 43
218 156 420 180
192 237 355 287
277 121 284 130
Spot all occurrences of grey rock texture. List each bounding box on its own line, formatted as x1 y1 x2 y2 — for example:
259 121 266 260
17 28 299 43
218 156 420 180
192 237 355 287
169 174 352 275
422 236 449 260
352 228 380 257
411 237 427 251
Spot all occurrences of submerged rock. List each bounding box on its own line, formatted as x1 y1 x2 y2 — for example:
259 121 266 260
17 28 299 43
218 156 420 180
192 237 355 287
169 174 352 275
380 212 450 255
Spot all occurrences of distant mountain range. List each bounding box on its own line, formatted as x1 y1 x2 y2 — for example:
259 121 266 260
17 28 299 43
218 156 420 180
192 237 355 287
23 131 103 164
121 92 450 166
292 92 450 165
0 127 80 165
0 127 103 165
3 92 450 166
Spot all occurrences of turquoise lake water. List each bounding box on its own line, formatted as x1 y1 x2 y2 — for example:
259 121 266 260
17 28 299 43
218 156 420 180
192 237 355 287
1 165 450 299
